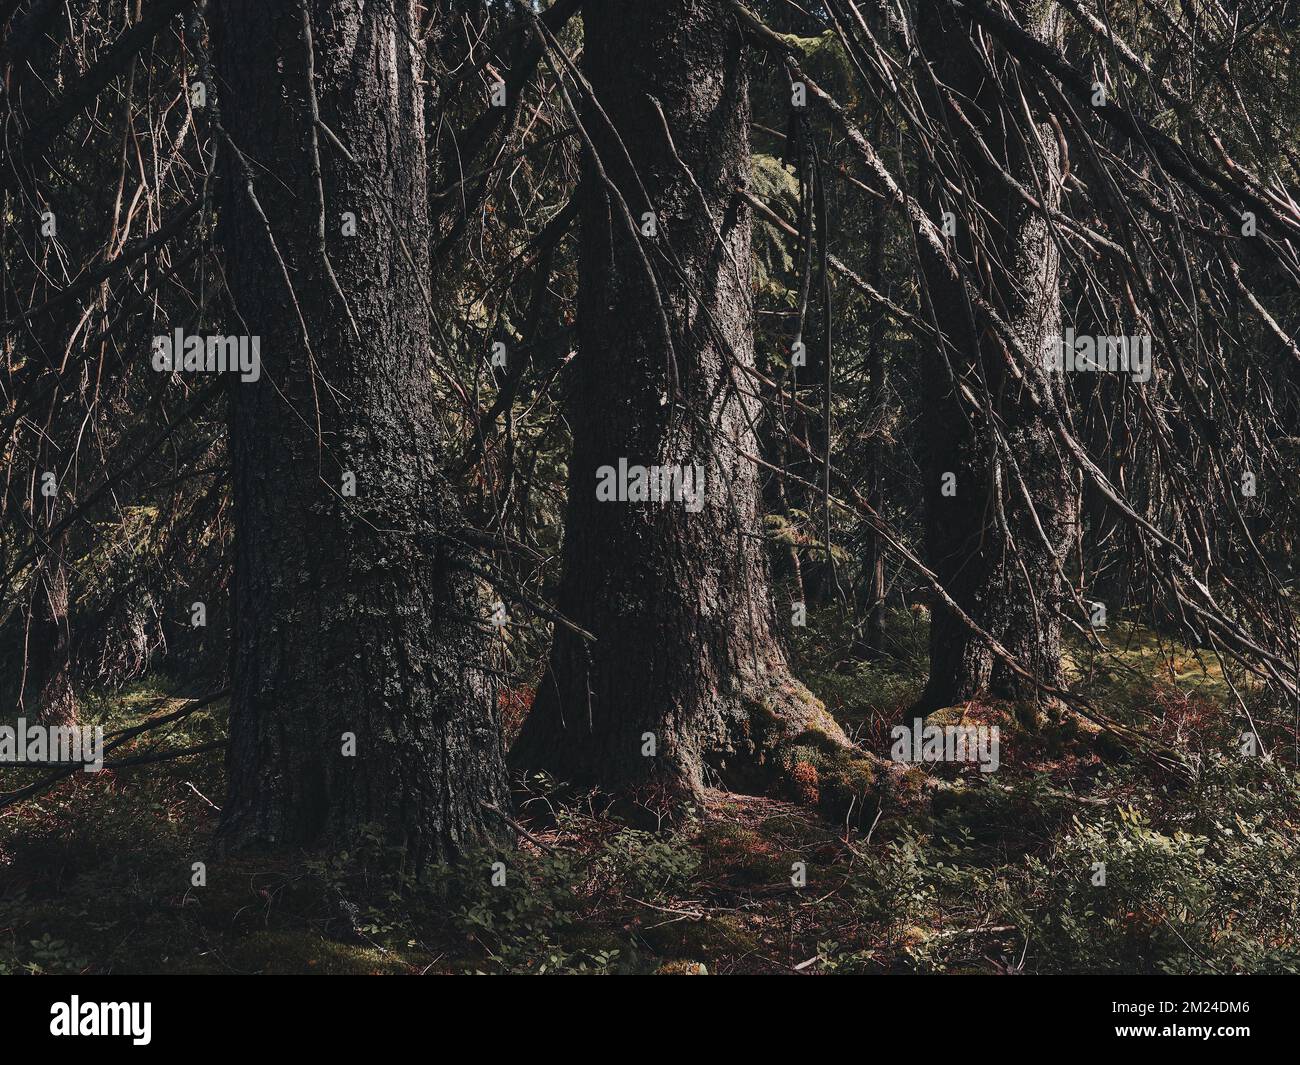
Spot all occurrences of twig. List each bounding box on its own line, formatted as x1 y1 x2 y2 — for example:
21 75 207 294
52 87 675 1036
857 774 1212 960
479 800 559 855
0 689 228 811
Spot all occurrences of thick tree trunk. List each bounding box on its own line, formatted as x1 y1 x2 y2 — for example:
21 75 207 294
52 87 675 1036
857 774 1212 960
511 0 853 800
214 0 507 866
915 1 1073 712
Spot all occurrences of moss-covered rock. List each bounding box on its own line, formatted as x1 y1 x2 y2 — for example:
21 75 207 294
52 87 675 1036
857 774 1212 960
773 726 881 820
656 960 709 975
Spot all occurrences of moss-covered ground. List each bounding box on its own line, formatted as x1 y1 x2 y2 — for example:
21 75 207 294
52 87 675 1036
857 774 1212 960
3 610 1298 974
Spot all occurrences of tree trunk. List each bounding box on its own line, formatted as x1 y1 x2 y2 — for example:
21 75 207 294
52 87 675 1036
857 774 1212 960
214 0 507 866
24 554 77 728
858 110 889 658
915 0 1073 712
510 0 855 801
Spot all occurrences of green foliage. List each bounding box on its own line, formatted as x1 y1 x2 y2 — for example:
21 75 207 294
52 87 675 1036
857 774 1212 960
303 810 704 973
816 755 1300 974
5 648 1299 975
431 847 588 974
779 31 856 101
1004 760 1300 974
3 932 89 975
751 153 802 298
792 605 928 730
594 825 701 901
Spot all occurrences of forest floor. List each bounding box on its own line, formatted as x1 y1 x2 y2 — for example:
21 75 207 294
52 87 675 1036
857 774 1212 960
2 611 1299 974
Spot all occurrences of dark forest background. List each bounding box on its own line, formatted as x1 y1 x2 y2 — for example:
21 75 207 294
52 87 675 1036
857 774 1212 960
2 0 1300 974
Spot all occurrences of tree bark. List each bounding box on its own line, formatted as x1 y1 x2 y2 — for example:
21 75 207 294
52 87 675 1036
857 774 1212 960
858 110 889 658
214 0 507 866
915 0 1073 711
20 445 77 727
24 555 77 728
511 0 854 801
